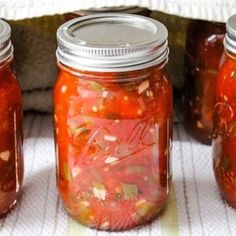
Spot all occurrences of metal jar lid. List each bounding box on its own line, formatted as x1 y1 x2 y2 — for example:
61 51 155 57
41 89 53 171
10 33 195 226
71 6 150 17
0 19 13 63
225 14 236 54
56 13 168 72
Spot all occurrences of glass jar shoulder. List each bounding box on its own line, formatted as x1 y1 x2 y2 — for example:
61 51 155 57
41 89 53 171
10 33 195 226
0 65 22 103
186 20 225 68
54 66 172 120
215 55 236 98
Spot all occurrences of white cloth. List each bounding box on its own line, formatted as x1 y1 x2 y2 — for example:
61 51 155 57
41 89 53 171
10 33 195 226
0 0 236 22
0 114 235 236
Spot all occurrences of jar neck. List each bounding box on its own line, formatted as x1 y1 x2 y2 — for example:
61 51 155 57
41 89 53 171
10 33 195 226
225 49 236 61
0 54 13 71
57 59 168 83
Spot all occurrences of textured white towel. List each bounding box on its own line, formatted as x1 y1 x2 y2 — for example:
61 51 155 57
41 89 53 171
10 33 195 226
0 0 236 22
0 114 235 236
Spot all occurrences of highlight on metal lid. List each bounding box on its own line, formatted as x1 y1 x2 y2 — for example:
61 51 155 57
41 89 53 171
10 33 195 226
56 13 169 72
0 19 13 63
72 6 150 16
225 14 236 54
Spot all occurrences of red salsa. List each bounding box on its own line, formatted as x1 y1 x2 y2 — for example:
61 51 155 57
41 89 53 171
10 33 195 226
185 20 225 144
0 20 23 217
213 14 236 207
54 14 172 230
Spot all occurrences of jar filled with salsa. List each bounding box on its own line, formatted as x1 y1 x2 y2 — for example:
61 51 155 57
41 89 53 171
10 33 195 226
185 20 225 144
213 14 236 208
0 20 23 217
64 6 151 21
54 14 172 230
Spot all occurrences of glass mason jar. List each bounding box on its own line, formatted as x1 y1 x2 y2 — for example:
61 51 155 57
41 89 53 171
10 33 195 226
185 20 225 144
64 6 151 21
212 14 236 208
54 14 172 231
0 20 23 217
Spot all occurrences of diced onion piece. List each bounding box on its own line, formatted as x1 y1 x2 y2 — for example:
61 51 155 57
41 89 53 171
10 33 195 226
92 106 98 112
197 121 204 129
0 150 10 162
80 201 90 207
93 184 107 200
223 95 228 101
101 221 109 229
138 80 150 94
231 71 236 79
138 97 146 110
71 167 81 178
146 90 153 97
122 183 138 199
137 109 143 115
61 85 67 93
105 156 118 164
102 90 109 98
104 135 117 142
123 96 129 101
63 162 72 181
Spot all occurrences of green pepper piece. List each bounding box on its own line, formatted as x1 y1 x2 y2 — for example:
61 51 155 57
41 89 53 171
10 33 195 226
221 155 230 172
89 81 104 91
70 126 90 136
122 183 138 199
125 165 145 174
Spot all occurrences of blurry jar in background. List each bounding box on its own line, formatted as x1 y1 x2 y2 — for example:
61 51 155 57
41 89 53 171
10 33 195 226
0 20 23 217
54 14 172 231
64 6 151 21
184 20 225 144
213 14 236 208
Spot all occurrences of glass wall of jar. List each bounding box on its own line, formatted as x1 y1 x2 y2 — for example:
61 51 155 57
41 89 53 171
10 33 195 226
0 20 23 217
64 6 151 21
184 20 225 144
213 14 236 208
54 14 172 231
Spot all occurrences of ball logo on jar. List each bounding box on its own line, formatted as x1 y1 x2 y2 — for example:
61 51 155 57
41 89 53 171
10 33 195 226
214 99 235 137
68 115 163 167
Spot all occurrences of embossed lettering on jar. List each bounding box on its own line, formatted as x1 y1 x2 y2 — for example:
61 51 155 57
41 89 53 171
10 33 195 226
0 20 23 217
213 14 236 208
54 14 172 231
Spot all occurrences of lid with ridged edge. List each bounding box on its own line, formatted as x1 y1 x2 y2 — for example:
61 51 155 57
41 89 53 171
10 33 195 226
0 19 13 63
56 13 168 72
225 14 236 54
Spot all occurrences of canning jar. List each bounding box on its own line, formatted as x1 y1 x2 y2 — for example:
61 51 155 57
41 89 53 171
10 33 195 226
54 14 172 231
0 20 23 217
64 6 151 21
212 14 236 208
185 20 225 144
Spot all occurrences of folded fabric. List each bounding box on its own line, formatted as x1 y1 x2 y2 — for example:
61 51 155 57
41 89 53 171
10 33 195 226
10 15 64 91
8 15 64 112
0 0 235 22
23 89 52 112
